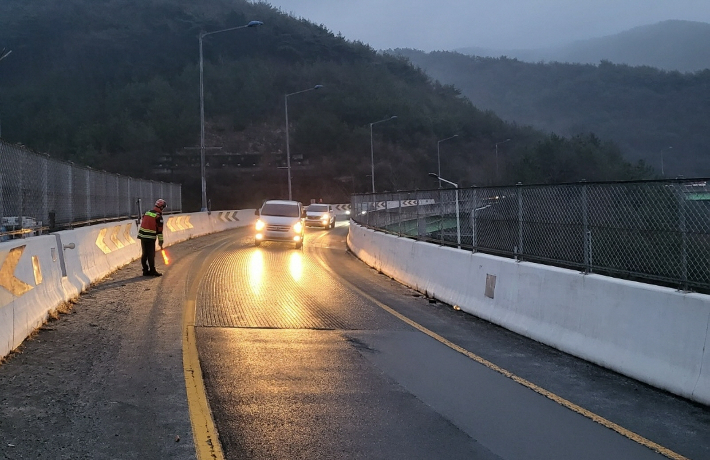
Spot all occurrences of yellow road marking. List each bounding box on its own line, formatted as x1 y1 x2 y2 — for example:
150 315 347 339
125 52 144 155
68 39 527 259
183 300 224 460
313 232 688 460
183 236 240 460
0 246 33 296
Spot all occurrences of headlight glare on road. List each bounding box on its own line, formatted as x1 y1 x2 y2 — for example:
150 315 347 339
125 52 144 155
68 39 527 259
293 221 303 233
255 219 265 231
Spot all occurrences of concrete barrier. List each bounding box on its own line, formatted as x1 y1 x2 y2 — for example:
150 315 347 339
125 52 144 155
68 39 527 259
58 220 140 294
0 236 68 358
347 222 710 406
0 210 256 360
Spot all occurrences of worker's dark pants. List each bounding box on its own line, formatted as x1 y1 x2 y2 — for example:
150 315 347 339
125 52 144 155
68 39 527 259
140 238 156 273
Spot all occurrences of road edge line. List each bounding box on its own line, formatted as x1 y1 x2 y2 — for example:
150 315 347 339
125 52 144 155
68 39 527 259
312 233 689 460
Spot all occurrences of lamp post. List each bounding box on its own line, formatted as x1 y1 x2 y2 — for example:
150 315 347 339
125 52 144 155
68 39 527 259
370 116 397 193
661 146 672 178
199 20 263 211
0 48 11 63
428 172 460 248
285 85 323 201
494 138 511 181
437 134 458 188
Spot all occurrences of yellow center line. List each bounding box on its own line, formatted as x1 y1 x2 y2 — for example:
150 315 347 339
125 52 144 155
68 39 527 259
312 227 688 460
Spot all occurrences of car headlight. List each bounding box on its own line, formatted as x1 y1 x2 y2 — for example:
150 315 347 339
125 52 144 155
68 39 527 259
346 210 351 215
293 221 303 233
321 214 329 221
255 219 265 231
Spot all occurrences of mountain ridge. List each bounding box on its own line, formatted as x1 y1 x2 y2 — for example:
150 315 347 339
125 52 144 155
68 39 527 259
455 20 710 73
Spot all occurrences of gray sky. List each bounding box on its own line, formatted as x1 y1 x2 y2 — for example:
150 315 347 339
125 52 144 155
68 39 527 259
263 0 710 51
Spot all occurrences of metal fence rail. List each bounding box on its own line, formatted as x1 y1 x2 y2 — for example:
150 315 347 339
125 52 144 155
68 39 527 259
351 179 710 291
1 140 182 239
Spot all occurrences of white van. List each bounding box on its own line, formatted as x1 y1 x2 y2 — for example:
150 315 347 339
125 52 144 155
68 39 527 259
254 200 306 249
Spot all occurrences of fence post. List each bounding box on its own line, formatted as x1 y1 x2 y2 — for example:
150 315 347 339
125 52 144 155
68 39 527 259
42 156 49 234
86 169 91 223
439 189 444 245
398 192 403 237
19 153 24 235
516 182 523 261
68 165 73 226
582 182 591 273
471 188 477 252
679 186 688 290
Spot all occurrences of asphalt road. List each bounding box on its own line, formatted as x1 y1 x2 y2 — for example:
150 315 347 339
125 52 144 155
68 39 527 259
0 221 708 459
194 222 710 460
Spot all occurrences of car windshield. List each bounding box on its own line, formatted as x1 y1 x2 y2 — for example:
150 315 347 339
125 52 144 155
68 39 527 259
261 203 300 217
307 205 328 212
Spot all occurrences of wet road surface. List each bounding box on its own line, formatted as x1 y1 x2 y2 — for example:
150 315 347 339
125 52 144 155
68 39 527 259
193 222 710 460
0 222 707 459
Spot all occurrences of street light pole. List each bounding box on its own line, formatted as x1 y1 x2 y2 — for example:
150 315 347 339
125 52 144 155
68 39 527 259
369 116 397 193
437 135 458 188
285 85 323 201
0 48 11 63
661 146 672 177
199 20 263 211
428 172 461 248
494 138 511 181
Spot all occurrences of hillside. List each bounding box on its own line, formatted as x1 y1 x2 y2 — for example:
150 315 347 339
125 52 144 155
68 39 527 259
395 48 710 178
0 0 650 210
456 20 710 73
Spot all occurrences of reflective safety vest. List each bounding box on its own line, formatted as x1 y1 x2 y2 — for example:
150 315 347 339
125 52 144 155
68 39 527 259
138 207 164 243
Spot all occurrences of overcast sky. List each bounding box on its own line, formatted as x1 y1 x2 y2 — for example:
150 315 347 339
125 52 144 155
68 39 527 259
263 0 710 51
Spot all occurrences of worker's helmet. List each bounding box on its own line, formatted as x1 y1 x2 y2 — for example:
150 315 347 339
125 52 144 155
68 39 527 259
155 199 167 209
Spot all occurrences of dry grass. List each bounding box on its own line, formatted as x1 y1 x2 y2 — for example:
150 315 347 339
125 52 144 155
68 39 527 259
48 300 76 321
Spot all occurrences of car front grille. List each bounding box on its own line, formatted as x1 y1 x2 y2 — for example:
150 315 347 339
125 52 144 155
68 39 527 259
266 224 291 232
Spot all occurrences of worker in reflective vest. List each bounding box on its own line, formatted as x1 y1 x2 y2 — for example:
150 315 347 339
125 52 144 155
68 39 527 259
138 198 166 276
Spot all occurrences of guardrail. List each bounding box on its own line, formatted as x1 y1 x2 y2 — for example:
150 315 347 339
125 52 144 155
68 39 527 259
351 179 710 292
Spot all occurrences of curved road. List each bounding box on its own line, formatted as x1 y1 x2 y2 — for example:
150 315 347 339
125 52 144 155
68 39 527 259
0 221 707 459
190 222 709 460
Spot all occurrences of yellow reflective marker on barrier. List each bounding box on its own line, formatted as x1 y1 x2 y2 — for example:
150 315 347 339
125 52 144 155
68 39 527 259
0 246 33 297
184 215 193 229
95 228 111 254
110 225 124 249
123 223 135 244
31 255 42 286
166 217 177 232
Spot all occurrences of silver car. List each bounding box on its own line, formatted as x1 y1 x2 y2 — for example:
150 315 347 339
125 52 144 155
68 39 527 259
254 200 306 248
305 204 336 229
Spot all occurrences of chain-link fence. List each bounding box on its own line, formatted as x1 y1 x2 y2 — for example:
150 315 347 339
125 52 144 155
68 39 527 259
1 140 182 239
352 179 710 292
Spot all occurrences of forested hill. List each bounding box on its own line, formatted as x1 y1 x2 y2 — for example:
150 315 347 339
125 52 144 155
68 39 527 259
456 20 710 73
395 48 710 178
0 0 651 210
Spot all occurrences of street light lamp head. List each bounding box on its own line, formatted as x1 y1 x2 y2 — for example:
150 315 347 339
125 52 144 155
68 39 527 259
428 172 439 178
247 21 264 27
390 116 397 120
314 84 324 90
